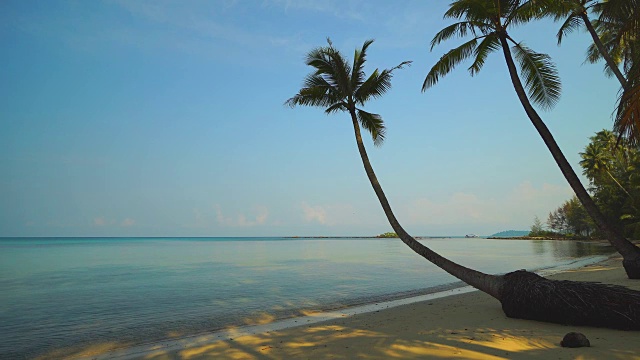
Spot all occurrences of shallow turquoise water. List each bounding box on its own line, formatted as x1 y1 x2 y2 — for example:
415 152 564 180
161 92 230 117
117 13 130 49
0 237 613 358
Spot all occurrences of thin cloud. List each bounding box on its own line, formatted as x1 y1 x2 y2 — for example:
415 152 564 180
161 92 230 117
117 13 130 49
405 181 573 228
215 205 269 227
301 202 327 224
93 217 107 226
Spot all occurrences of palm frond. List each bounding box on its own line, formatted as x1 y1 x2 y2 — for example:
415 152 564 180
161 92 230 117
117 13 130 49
512 42 562 110
355 61 411 105
423 37 479 91
356 109 386 147
583 23 625 77
285 69 342 109
325 102 348 114
351 39 374 93
614 78 640 146
506 0 555 26
323 39 353 97
468 34 501 75
445 0 493 22
302 73 334 92
557 13 583 45
285 90 336 108
430 21 491 50
535 0 582 21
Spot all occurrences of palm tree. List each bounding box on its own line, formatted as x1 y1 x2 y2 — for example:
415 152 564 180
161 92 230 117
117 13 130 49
590 0 638 77
287 38 640 329
550 0 640 144
424 0 640 279
580 130 635 201
549 0 627 86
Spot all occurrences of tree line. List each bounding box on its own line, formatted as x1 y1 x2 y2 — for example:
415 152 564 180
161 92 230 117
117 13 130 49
531 129 640 239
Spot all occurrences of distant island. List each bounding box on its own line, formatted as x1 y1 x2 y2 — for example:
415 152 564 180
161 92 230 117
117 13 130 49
489 230 530 238
376 232 398 238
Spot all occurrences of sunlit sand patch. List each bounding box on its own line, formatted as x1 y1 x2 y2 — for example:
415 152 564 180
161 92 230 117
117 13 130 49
165 330 185 338
179 334 271 359
304 325 348 333
299 309 322 316
608 349 640 360
333 328 386 339
243 312 276 325
563 266 614 273
180 345 259 360
383 341 506 360
285 341 318 348
178 341 231 358
465 332 554 352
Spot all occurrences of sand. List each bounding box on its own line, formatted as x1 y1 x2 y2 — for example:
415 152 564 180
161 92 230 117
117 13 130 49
76 256 640 360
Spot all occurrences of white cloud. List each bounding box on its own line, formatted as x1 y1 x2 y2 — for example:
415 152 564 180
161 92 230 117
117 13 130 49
93 217 107 226
404 181 573 228
301 203 327 224
299 202 365 226
266 0 366 21
121 218 135 227
109 0 309 56
215 205 269 227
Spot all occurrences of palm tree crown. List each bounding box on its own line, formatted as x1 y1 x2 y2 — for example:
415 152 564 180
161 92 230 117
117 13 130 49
286 38 410 146
423 0 561 110
591 0 639 76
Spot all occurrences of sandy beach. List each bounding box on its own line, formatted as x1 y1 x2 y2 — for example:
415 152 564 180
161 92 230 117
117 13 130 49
68 255 639 360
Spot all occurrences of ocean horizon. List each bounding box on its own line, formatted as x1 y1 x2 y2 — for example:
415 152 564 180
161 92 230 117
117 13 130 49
0 237 614 359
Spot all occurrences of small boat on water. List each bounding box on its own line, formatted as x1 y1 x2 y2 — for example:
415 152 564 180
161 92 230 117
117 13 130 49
465 234 479 238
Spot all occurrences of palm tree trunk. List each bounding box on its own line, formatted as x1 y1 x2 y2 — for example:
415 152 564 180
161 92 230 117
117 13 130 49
497 34 640 278
606 170 635 201
346 108 504 299
580 12 627 88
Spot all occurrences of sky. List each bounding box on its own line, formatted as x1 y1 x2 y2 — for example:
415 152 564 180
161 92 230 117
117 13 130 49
0 0 623 237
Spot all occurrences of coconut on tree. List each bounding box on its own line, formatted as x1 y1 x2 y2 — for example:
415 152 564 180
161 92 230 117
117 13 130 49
423 0 640 278
287 38 640 329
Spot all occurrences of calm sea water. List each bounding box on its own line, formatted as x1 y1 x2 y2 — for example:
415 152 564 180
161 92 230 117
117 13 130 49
0 237 613 359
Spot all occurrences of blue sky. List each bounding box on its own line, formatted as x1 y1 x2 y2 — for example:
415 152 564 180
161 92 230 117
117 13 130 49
1 0 621 237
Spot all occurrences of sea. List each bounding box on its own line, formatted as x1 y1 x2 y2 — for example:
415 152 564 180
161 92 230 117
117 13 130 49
0 237 615 359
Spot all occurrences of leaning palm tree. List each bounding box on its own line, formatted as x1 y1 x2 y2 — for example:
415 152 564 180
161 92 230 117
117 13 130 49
590 0 639 78
287 38 640 329
424 0 640 279
548 0 627 86
550 0 640 144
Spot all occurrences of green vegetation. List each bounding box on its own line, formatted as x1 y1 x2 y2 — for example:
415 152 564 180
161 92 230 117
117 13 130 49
537 129 640 240
377 232 398 238
490 230 530 238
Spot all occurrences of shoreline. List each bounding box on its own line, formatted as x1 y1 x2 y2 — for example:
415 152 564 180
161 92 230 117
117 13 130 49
67 254 626 360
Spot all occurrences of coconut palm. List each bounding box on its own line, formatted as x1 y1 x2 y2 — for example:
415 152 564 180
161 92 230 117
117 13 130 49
580 131 634 200
287 38 640 329
424 0 640 279
548 0 627 86
589 0 639 77
551 0 640 144
616 67 640 143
